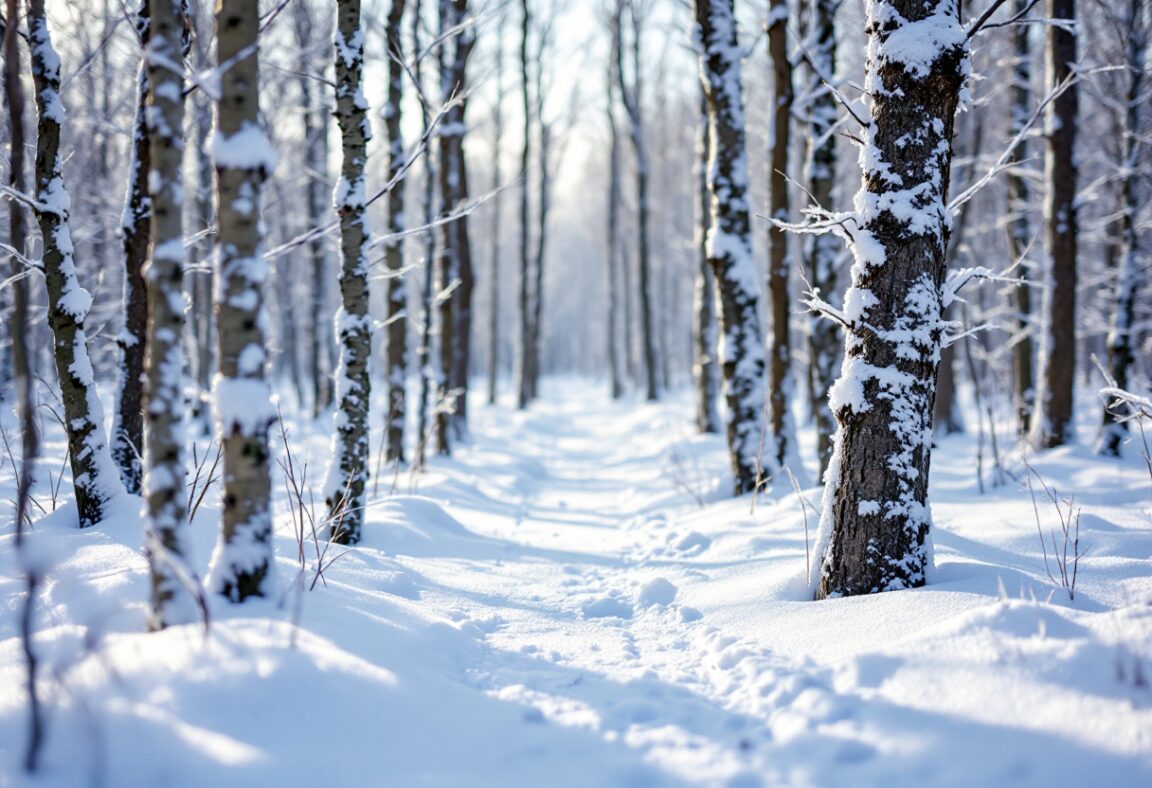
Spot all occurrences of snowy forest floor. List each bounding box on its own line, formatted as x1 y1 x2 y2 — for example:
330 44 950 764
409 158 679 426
2 379 1152 786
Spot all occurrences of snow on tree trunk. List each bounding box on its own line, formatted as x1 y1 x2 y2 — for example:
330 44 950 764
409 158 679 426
1030 0 1078 450
143 0 198 630
606 19 625 402
1099 0 1146 457
384 0 408 462
694 0 769 496
112 1 150 495
28 0 123 529
1005 0 1034 438
325 0 375 544
803 0 841 475
207 0 277 600
693 82 720 434
767 0 797 472
814 0 966 599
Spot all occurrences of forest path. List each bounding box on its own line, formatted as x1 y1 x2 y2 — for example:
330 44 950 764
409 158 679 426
374 383 836 784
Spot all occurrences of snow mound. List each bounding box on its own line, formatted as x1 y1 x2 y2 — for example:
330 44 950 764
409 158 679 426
637 578 678 608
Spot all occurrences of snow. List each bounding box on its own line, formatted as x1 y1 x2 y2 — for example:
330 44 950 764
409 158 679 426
1 381 1151 785
209 123 278 173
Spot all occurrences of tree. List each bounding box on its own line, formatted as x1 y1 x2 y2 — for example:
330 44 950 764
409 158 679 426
693 79 719 433
436 0 476 452
693 0 768 495
1098 0 1147 456
487 6 505 405
326 0 374 544
606 3 625 401
1030 0 1078 449
1005 0 1035 437
517 0 532 409
384 0 408 462
814 0 966 599
27 0 122 528
208 0 277 600
802 0 841 473
615 0 658 401
767 0 796 469
112 1 151 494
143 0 199 629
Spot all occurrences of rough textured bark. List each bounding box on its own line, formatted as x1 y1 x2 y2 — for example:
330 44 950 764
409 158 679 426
803 0 840 474
516 0 532 410
815 0 966 599
693 82 720 433
292 4 334 419
617 1 658 401
1031 0 1078 449
144 0 198 630
1005 0 1034 437
112 2 151 495
694 0 768 496
436 0 475 452
325 0 374 544
384 0 408 462
208 0 276 601
767 0 795 469
1099 0 1146 456
28 0 122 528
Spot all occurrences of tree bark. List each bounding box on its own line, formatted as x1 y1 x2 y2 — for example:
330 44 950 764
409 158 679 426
516 0 532 410
414 0 440 468
1031 0 1078 449
208 0 276 600
486 6 504 405
694 0 768 496
693 81 720 433
28 0 123 528
143 0 199 630
606 17 624 401
384 0 408 462
815 0 965 599
113 2 151 496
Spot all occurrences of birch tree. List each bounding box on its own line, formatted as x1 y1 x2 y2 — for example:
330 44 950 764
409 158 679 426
693 80 719 433
325 0 374 544
208 0 277 600
517 0 532 409
693 0 768 495
112 1 151 494
606 5 625 401
814 0 966 598
1031 0 1078 449
143 0 198 629
27 0 122 528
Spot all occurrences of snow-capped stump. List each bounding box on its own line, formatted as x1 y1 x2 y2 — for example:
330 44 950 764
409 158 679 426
637 578 678 608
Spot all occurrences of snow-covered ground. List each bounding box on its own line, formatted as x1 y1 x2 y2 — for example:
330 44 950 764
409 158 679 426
1 379 1151 786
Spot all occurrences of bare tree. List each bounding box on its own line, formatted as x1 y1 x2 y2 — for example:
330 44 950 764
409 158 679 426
112 1 151 494
208 0 277 600
1031 0 1079 449
814 0 966 599
143 0 199 629
693 0 769 495
384 0 408 462
487 6 505 405
27 0 122 528
606 3 625 401
517 0 533 409
693 78 719 433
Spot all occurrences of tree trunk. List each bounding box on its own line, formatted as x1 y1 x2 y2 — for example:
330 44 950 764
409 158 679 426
516 0 532 410
143 0 199 630
1031 0 1078 449
28 0 122 528
112 2 151 495
617 1 658 401
606 19 624 401
487 7 504 406
325 0 374 544
694 0 768 496
693 82 720 433
1099 0 1145 456
803 0 840 475
208 0 276 600
1005 0 1034 437
815 0 965 599
189 8 216 432
414 0 440 468
767 0 795 469
384 0 408 462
